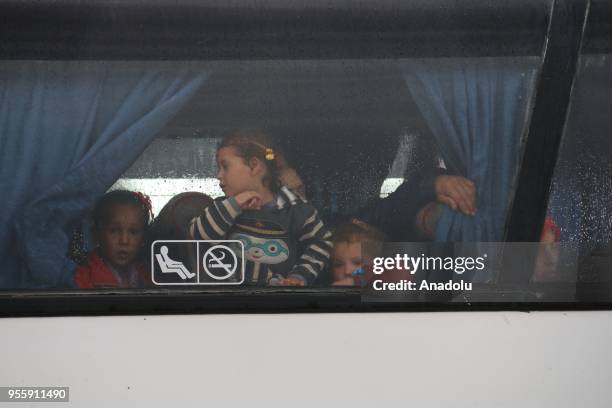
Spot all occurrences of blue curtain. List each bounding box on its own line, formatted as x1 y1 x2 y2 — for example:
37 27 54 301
0 61 207 288
401 59 537 241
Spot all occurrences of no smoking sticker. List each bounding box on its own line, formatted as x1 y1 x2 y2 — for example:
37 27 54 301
202 245 239 281
151 240 245 285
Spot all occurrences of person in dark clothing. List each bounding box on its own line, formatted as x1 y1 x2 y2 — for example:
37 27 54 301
276 131 477 241
354 132 477 241
355 170 476 241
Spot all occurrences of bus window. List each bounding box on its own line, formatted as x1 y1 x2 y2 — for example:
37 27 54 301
6 0 606 315
0 57 539 292
544 54 612 297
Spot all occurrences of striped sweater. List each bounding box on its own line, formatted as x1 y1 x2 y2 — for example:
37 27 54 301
189 187 332 285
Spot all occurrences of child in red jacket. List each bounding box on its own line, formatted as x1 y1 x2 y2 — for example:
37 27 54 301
74 190 152 288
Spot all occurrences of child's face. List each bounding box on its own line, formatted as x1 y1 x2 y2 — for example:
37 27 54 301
332 241 363 285
216 147 262 197
97 204 145 270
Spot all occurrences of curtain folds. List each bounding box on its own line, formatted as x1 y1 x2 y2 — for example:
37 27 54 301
0 61 207 288
401 59 537 242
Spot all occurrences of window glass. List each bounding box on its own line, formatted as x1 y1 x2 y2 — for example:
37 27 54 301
0 57 539 293
544 54 612 295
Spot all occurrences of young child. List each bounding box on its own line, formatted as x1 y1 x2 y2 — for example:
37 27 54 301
331 219 386 286
189 130 332 286
74 190 152 288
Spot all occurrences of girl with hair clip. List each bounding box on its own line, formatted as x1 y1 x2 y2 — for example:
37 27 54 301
189 130 333 286
73 190 153 288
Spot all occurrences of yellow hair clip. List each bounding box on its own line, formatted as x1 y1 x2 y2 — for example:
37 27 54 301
265 148 275 161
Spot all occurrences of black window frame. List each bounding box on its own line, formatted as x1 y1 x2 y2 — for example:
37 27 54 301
2 0 611 317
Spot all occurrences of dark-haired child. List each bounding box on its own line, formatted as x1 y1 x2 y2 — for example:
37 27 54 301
74 190 152 288
189 130 332 286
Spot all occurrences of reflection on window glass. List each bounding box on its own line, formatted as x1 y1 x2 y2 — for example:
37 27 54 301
546 54 612 287
112 137 224 212
0 58 538 291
